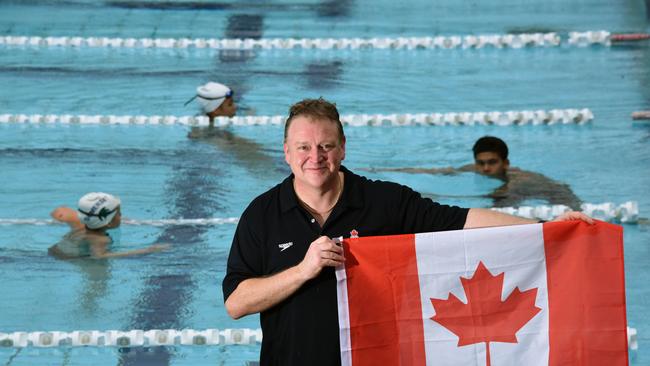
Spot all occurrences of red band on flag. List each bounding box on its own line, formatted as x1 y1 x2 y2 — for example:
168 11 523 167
342 234 426 366
543 221 628 365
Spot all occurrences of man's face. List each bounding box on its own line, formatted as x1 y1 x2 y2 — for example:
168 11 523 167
474 151 509 177
284 116 345 191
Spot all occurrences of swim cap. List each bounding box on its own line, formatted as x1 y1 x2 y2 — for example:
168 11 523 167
195 82 233 114
77 192 121 229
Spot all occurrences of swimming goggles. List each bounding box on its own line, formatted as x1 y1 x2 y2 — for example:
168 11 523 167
183 89 234 106
78 206 118 221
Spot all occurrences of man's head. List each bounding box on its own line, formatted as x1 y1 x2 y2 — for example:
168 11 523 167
284 98 345 144
77 192 122 230
472 136 510 177
284 98 346 191
194 82 237 118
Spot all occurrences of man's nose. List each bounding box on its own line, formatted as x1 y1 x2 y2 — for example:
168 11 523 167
309 147 323 161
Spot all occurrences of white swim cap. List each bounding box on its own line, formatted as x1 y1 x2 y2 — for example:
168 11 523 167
194 82 233 114
77 192 121 229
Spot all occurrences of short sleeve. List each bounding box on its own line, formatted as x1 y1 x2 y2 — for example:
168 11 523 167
396 184 469 233
222 206 265 302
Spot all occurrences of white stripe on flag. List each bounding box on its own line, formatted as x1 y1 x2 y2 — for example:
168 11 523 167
336 265 353 366
414 224 550 365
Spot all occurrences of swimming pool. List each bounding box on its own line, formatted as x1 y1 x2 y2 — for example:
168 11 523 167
1 0 649 365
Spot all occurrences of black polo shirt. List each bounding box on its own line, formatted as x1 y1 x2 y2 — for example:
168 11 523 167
223 166 468 366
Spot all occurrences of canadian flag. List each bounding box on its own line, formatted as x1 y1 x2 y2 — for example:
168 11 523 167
335 221 628 366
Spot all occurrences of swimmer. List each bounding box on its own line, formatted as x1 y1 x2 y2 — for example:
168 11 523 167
373 136 583 209
185 81 237 138
48 192 169 259
185 81 281 176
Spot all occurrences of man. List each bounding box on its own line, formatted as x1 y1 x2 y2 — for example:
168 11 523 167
378 136 582 209
222 99 591 365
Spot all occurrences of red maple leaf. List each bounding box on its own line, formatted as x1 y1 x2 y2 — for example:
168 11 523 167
430 261 541 366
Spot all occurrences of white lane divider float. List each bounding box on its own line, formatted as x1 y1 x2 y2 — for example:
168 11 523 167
492 201 638 224
628 326 639 351
0 108 594 127
0 328 262 348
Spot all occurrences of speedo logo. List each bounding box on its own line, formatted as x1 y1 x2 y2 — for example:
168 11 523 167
278 242 293 252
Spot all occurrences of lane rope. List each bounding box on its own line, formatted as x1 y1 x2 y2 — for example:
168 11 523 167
0 328 262 348
0 32 565 50
492 201 638 223
0 217 240 226
0 31 635 50
0 108 594 127
0 202 638 227
0 325 638 350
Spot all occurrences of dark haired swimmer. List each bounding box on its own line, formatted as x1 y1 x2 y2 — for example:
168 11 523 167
48 192 169 259
374 136 582 209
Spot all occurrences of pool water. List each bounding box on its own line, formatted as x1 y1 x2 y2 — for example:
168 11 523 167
0 0 649 365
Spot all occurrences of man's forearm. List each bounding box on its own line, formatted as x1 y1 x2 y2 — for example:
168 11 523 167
464 208 537 229
225 265 309 319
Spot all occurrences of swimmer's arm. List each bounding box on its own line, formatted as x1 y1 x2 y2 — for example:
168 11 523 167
91 242 170 259
362 166 464 175
464 208 536 228
464 208 594 229
50 207 84 229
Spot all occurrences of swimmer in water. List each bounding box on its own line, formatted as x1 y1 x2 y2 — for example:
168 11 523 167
186 81 237 138
48 192 169 259
185 81 282 176
373 136 583 209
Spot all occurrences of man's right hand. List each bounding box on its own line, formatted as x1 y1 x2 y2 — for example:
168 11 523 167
297 236 345 280
226 236 345 319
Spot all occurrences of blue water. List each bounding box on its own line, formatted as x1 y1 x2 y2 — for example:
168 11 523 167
1 0 649 365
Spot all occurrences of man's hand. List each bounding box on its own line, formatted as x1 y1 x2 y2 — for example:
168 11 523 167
225 238 345 319
552 211 595 225
297 236 345 280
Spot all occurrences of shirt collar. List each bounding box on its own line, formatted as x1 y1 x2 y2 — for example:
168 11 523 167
278 165 364 213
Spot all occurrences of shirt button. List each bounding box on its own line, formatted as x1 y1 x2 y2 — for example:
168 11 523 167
311 219 316 223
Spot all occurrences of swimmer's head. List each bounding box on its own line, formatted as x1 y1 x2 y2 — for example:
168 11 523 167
472 136 510 177
77 192 122 230
188 82 237 118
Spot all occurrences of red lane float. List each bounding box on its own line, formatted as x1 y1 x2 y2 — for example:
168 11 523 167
611 33 650 42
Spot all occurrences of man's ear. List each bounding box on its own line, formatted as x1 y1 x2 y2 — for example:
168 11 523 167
284 143 290 164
